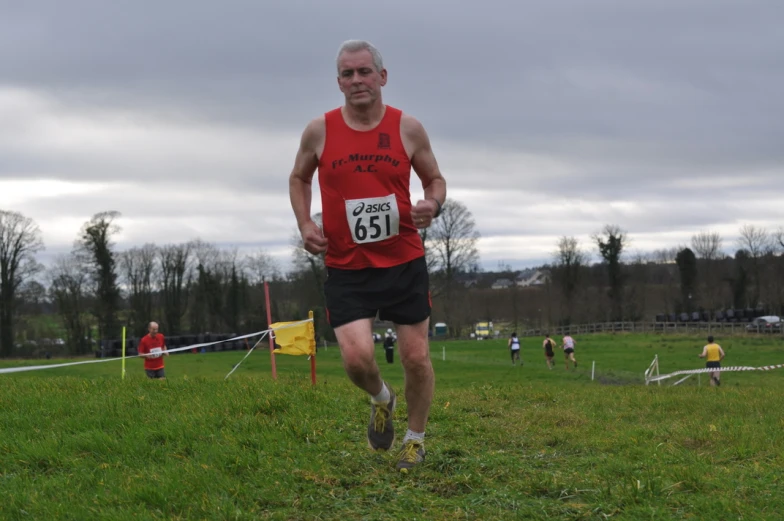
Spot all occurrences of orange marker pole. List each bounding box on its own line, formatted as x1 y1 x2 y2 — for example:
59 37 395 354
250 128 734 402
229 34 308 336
264 280 277 380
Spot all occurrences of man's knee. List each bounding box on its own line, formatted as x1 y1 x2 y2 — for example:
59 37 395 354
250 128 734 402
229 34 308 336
394 320 430 364
342 348 376 373
335 320 375 371
400 343 431 371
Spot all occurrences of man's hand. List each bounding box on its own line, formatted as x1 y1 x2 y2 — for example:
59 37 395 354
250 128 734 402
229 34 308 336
300 221 328 254
411 199 439 229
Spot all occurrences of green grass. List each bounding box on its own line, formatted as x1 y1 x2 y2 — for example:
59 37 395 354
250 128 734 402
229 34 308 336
2 334 784 520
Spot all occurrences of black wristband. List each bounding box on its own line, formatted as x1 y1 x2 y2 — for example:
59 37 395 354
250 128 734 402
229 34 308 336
430 198 442 218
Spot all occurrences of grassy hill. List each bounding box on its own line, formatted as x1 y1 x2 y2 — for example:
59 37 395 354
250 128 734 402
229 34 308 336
2 334 784 520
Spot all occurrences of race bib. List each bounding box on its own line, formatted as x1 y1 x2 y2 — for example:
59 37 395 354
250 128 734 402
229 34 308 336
345 194 400 244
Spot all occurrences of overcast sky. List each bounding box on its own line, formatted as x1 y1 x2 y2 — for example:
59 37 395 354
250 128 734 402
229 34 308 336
1 0 783 272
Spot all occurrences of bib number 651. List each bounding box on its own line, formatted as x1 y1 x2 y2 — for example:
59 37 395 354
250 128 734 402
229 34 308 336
354 214 393 241
345 194 400 244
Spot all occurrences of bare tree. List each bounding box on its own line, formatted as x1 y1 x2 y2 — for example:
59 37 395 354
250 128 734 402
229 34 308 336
426 200 480 297
49 254 90 355
651 247 679 265
737 225 772 259
188 240 236 333
215 247 247 333
189 238 220 273
245 249 280 284
119 243 158 334
158 243 192 335
0 210 45 356
775 227 784 252
173 243 250 333
690 231 725 312
737 224 772 307
691 231 724 260
238 249 278 332
551 236 587 325
424 200 480 335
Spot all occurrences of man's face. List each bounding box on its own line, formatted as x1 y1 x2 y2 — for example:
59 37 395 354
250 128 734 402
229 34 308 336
149 324 158 337
337 49 387 108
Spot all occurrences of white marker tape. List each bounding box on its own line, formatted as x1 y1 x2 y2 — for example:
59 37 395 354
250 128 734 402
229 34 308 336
646 363 784 384
224 331 269 380
0 319 312 375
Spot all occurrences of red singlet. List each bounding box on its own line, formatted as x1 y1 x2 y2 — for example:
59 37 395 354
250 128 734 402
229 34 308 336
318 105 425 269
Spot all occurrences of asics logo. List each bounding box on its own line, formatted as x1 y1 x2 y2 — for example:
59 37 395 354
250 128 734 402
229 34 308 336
353 202 392 216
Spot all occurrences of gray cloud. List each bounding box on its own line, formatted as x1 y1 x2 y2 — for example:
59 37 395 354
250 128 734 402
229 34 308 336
1 0 783 271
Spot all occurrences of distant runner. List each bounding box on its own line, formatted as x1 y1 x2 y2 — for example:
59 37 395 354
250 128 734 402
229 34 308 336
561 334 577 370
698 335 725 386
508 332 521 366
542 333 555 369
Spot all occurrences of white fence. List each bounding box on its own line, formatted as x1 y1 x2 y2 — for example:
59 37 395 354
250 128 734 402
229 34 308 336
519 321 784 338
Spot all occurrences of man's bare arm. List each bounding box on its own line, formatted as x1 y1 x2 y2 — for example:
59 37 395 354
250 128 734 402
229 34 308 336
289 117 328 254
404 115 446 205
402 114 446 226
289 117 325 230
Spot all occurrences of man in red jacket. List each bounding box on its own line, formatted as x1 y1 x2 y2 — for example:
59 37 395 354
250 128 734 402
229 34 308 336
138 321 168 379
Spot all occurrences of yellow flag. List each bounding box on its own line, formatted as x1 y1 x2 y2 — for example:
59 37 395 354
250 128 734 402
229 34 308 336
270 318 316 356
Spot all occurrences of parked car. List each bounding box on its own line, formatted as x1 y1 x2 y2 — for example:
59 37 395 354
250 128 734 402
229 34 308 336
746 316 782 333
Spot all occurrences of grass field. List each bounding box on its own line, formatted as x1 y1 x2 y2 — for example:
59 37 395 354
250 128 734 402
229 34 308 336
2 333 784 520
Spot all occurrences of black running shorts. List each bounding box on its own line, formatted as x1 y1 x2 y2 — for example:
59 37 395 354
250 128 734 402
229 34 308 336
145 368 165 379
324 255 431 329
706 361 721 369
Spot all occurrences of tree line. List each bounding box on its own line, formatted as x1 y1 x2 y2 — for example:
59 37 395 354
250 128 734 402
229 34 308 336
545 224 784 326
1 210 282 357
1 205 783 357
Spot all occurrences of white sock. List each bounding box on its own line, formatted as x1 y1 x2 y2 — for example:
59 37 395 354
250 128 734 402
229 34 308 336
371 382 390 404
403 429 425 444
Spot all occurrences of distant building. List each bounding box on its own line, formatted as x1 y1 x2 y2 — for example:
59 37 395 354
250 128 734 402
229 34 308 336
455 273 479 288
491 278 514 290
516 269 550 287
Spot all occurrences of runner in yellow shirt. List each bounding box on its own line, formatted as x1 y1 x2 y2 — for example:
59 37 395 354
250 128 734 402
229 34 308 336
698 335 725 386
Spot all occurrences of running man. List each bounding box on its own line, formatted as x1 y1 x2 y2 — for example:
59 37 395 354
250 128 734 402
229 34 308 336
698 335 725 386
562 334 577 370
542 333 556 369
288 39 446 472
508 332 521 365
138 321 169 379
